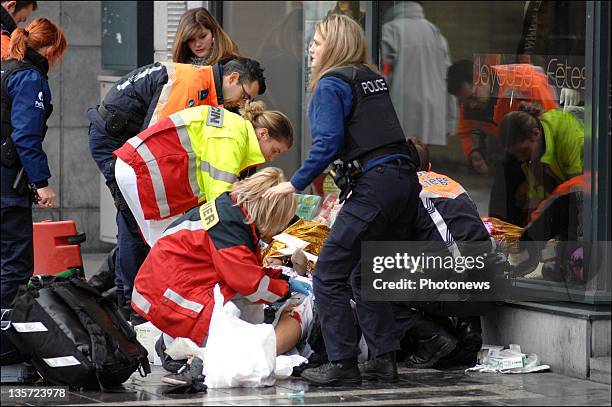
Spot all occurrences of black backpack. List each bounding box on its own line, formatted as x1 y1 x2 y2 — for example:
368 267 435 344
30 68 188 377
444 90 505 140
4 277 150 390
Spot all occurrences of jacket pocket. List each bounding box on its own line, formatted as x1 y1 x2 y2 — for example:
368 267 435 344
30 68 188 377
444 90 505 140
160 288 204 319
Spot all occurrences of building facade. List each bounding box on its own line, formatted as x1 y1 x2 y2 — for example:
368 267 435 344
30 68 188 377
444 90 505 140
28 0 610 381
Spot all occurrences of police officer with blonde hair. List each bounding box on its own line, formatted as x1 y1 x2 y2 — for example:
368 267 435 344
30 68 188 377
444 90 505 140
264 14 421 386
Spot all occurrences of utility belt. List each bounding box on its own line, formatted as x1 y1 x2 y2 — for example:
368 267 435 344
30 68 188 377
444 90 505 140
1 136 20 169
1 136 39 201
330 143 417 202
98 104 143 142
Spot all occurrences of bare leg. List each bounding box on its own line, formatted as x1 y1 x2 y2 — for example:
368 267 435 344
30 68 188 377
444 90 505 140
275 311 302 355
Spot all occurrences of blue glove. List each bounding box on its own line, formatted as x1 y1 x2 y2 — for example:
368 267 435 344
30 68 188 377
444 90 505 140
288 278 313 296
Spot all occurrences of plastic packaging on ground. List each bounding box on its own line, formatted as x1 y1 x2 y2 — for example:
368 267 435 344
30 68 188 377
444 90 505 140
468 344 550 374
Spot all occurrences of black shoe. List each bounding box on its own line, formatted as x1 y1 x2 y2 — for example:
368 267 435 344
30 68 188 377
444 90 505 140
162 357 205 385
405 331 457 369
436 318 483 367
155 335 187 373
300 361 362 386
162 357 207 394
359 352 398 382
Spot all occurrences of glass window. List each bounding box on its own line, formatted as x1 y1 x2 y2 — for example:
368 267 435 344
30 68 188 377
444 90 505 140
376 1 596 300
223 1 305 175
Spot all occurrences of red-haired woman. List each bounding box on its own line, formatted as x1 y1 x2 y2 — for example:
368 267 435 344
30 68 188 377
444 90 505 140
0 17 67 308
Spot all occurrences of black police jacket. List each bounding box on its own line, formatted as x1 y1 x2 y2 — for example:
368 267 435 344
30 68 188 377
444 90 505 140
322 65 408 164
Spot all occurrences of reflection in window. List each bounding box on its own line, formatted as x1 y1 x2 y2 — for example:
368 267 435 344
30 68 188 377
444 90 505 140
377 1 587 289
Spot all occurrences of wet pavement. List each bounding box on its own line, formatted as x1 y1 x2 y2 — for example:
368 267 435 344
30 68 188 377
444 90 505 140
21 210 606 406
3 365 611 406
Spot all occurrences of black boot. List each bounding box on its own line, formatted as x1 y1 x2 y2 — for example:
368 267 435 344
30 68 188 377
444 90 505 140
359 351 398 382
436 317 482 367
300 358 361 386
405 318 457 369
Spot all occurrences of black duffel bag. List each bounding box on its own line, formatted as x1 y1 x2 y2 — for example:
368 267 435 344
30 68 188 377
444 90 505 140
4 276 150 390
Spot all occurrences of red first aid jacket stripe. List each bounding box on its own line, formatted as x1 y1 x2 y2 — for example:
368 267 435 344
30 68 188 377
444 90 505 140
131 193 289 345
115 116 200 220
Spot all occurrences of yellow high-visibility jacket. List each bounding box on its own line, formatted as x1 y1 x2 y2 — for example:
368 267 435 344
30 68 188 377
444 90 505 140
114 105 265 220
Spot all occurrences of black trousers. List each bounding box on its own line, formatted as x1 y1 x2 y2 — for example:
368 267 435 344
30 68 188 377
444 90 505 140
313 161 421 361
392 301 495 340
1 206 33 308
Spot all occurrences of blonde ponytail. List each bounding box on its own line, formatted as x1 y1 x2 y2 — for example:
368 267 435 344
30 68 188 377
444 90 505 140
240 101 294 147
239 100 267 122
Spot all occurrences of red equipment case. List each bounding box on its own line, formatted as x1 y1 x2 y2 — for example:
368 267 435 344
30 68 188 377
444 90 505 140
32 220 86 276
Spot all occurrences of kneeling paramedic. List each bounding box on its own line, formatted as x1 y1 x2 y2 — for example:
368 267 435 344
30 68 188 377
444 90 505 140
131 168 311 369
87 57 266 320
393 142 504 369
112 101 293 247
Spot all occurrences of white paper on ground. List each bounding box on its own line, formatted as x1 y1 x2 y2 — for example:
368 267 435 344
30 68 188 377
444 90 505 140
467 347 550 374
133 322 163 364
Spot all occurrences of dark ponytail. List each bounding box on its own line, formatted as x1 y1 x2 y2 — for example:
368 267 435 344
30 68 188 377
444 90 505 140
500 102 543 149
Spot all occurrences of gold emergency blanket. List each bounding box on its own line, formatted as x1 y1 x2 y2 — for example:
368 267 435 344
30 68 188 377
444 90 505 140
263 219 330 269
482 217 523 254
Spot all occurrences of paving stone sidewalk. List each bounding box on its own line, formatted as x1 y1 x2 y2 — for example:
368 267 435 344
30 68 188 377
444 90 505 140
3 365 611 406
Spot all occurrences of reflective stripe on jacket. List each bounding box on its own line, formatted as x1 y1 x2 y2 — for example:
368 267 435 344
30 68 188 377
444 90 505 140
414 171 492 257
113 105 265 220
148 63 220 127
131 192 289 345
99 62 221 132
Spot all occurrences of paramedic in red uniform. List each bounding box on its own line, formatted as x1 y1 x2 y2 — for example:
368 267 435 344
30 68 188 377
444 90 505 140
131 168 312 352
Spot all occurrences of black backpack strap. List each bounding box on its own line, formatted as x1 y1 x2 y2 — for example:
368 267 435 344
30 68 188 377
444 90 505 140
50 283 111 391
63 279 150 376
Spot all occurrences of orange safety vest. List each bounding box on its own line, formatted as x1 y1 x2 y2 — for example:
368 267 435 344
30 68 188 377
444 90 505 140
529 174 585 223
457 64 559 158
148 63 221 127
